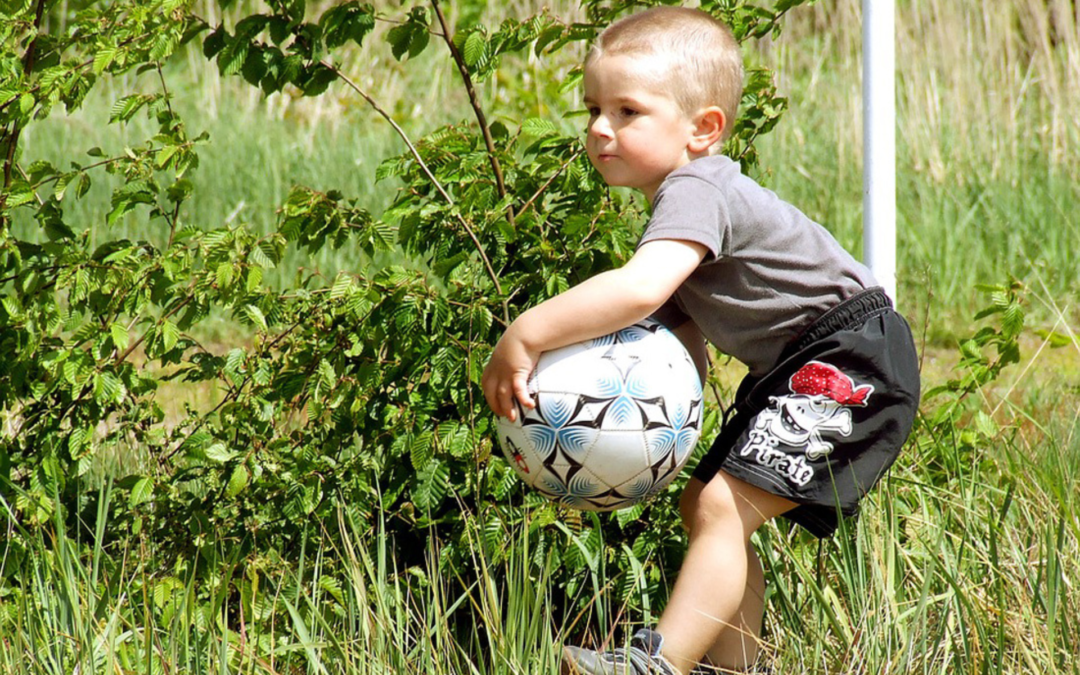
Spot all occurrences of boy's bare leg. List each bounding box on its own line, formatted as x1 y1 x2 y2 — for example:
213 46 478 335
703 542 766 670
655 473 794 674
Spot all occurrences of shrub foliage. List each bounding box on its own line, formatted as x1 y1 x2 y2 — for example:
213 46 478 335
1 0 808 633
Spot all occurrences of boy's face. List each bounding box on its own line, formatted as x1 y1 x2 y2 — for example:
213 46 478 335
583 54 700 203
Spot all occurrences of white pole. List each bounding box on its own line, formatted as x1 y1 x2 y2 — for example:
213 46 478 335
863 0 897 303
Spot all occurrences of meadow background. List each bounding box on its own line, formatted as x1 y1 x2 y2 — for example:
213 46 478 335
2 0 1079 673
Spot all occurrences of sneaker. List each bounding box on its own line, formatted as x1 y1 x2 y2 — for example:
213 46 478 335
562 628 679 675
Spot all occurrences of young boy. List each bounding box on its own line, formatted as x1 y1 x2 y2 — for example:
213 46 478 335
482 7 920 675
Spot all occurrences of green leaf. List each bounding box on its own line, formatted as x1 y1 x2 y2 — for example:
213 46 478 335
161 320 180 352
330 272 354 300
409 431 434 470
205 443 237 464
153 578 184 610
225 348 246 376
217 36 250 76
255 238 283 268
1035 329 1077 348
216 262 234 289
974 411 998 438
110 323 130 352
93 371 125 405
298 63 337 96
150 31 180 61
243 304 267 331
386 10 430 61
109 94 155 124
167 178 194 203
180 431 212 459
155 144 179 169
318 358 336 392
321 1 376 48
225 464 250 498
4 183 36 208
203 26 228 58
245 265 263 292
463 31 486 67
522 117 557 137
414 459 450 511
284 480 318 518
68 427 90 458
75 172 92 198
53 172 73 201
129 477 154 508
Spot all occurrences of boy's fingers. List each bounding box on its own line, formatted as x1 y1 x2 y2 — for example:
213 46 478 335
513 374 535 412
481 378 498 414
498 385 517 422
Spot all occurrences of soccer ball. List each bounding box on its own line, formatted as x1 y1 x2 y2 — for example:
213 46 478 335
496 319 704 511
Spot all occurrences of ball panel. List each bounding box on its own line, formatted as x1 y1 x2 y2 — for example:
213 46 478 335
521 392 602 463
495 418 541 486
613 472 658 503
579 429 651 488
536 343 622 399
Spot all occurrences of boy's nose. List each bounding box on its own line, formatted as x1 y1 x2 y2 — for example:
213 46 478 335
589 115 614 139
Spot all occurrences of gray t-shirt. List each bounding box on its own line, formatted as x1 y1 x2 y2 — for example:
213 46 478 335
640 155 876 376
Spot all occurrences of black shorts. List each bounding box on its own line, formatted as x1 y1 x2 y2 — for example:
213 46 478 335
692 287 921 538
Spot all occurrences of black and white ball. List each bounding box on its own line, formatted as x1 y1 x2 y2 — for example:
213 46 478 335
496 319 704 511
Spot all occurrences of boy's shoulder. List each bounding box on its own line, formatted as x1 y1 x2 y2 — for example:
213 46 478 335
658 155 765 209
665 154 742 187
656 155 782 223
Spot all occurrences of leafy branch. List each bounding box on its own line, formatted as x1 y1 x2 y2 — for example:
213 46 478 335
430 0 512 225
320 59 508 323
1 0 47 204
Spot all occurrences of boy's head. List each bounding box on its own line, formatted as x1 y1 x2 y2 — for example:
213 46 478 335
582 8 743 201
586 7 743 144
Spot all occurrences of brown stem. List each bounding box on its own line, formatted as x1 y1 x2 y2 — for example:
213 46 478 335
518 149 584 217
429 0 515 228
113 294 194 367
322 59 509 324
156 62 184 248
1 0 48 216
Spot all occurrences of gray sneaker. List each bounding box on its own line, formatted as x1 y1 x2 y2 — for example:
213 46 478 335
562 628 679 675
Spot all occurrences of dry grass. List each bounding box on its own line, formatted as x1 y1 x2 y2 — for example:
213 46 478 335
765 0 1080 178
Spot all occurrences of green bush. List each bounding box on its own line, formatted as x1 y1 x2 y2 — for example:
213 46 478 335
0 0 809 646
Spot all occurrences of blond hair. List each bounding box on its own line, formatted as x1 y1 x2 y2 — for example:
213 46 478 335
586 7 743 143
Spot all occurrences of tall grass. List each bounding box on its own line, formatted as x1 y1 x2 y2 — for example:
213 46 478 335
753 0 1080 339
3 307 1077 674
6 1 1080 673
0 489 571 675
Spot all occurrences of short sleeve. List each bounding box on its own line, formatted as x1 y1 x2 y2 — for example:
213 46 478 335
650 295 691 330
638 175 730 260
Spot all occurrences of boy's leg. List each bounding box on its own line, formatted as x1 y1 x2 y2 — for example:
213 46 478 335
702 542 765 670
654 472 794 674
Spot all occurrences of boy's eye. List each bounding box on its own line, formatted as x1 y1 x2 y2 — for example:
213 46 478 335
587 107 600 117
620 107 639 117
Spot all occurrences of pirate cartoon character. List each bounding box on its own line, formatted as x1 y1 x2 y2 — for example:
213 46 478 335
753 361 875 461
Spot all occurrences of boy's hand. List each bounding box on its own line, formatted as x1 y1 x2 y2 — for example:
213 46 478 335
482 327 539 422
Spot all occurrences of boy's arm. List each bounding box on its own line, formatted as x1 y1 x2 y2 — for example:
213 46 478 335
482 239 708 420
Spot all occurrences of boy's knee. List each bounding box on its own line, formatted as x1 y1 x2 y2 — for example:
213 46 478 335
681 471 794 539
680 475 740 535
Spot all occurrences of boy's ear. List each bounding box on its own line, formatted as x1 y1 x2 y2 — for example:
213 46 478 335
688 106 726 154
